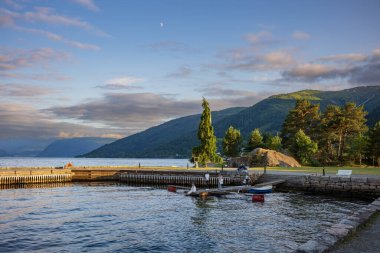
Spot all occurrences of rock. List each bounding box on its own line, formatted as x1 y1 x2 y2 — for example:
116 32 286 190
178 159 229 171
228 148 301 167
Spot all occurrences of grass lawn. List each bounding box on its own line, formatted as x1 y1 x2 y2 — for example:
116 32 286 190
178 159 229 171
249 166 380 175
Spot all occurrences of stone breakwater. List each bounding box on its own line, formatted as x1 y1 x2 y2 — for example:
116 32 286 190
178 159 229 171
303 176 380 198
257 174 380 198
295 197 380 253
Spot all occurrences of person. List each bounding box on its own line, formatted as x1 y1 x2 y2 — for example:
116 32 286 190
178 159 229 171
187 183 197 195
243 174 250 185
205 173 210 189
218 174 224 189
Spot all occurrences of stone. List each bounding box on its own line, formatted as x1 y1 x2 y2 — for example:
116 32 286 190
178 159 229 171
326 227 350 239
296 239 329 253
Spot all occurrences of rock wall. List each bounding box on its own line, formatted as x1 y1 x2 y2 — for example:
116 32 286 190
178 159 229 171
257 174 380 198
303 175 380 198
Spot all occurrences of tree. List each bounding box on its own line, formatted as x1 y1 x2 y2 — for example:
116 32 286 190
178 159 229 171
347 133 368 166
191 98 222 166
266 134 282 151
281 99 320 151
318 103 367 163
222 126 242 157
293 129 318 165
248 128 263 150
368 122 380 166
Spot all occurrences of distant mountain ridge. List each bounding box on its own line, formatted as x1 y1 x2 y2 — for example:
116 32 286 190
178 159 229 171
0 149 10 157
37 137 116 157
83 86 380 158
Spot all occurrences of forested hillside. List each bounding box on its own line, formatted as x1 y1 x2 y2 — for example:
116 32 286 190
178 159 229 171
83 86 380 158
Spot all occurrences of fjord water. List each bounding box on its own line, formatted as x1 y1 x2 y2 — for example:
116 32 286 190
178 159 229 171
0 182 367 253
0 157 192 168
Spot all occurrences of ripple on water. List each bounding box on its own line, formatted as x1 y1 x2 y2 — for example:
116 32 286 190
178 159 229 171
0 184 368 253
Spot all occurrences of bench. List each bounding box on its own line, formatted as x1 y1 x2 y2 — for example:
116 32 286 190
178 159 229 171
336 170 352 177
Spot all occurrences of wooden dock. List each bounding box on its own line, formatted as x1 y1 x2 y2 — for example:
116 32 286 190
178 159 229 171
0 166 263 187
0 168 72 185
253 179 285 187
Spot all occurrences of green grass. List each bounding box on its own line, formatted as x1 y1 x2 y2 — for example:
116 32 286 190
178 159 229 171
249 166 380 175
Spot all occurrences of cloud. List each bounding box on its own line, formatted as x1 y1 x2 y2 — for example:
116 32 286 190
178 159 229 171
0 47 68 71
3 0 24 10
46 93 202 130
0 7 109 37
166 66 193 78
14 26 100 50
96 76 146 90
195 84 275 109
373 48 380 58
283 63 337 80
0 83 55 97
349 61 380 85
292 31 311 40
281 49 380 85
72 0 99 12
0 14 14 26
226 50 296 71
145 40 200 54
0 72 70 81
0 103 126 139
318 53 368 62
245 30 274 45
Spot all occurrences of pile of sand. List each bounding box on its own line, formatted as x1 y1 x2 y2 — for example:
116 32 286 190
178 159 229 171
228 148 301 167
251 148 301 167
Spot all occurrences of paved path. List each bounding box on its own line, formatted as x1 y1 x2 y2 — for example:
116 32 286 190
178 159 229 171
330 212 380 253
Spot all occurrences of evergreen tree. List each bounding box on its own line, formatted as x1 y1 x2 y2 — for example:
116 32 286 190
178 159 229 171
222 126 242 157
348 133 368 166
266 134 282 151
368 122 380 166
248 128 263 150
318 103 367 163
281 99 320 151
191 98 222 166
293 129 318 165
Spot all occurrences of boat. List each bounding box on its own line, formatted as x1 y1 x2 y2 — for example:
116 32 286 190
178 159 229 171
248 185 273 194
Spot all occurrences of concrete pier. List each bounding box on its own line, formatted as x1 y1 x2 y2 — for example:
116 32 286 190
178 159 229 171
0 166 261 187
0 168 72 186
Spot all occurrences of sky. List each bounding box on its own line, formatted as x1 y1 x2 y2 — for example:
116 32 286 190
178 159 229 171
0 0 379 145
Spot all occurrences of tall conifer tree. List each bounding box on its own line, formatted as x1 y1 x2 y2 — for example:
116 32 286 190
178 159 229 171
192 98 222 166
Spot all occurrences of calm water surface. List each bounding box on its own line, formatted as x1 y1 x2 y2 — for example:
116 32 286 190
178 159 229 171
0 157 192 168
0 182 367 253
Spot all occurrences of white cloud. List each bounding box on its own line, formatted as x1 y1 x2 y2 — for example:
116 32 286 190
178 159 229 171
72 0 99 12
319 53 368 62
106 76 145 86
245 30 273 44
292 31 311 40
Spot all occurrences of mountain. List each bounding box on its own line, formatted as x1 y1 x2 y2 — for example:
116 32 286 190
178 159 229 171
0 138 54 157
0 149 10 157
83 86 380 158
82 107 245 158
37 137 116 157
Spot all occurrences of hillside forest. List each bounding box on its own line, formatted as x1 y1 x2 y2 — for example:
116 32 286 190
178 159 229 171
221 99 380 167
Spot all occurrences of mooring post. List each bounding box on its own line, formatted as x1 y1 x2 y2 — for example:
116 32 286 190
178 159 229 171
139 163 141 169
322 168 325 176
187 163 189 169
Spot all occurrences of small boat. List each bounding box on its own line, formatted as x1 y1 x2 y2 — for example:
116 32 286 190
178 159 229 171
252 194 265 202
248 185 273 194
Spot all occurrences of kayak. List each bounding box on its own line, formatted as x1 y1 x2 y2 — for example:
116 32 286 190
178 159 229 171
248 185 273 194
